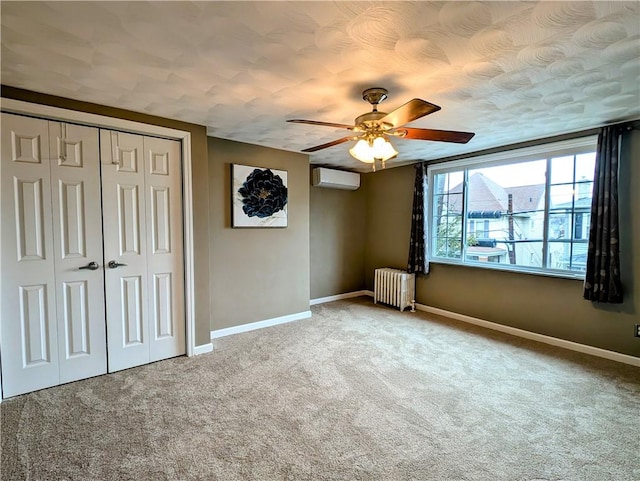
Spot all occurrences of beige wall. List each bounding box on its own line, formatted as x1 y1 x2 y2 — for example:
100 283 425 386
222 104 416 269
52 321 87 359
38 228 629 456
309 176 367 299
208 137 310 330
364 130 640 357
363 166 415 276
1 86 212 346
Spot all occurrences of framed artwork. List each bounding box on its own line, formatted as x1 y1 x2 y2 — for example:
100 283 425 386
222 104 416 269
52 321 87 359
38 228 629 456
231 164 288 228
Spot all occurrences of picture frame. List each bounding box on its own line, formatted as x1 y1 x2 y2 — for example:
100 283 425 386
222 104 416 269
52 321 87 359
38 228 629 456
231 164 288 228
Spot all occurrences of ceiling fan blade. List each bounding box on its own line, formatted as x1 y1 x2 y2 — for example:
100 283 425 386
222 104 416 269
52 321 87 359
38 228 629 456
379 99 441 128
398 127 475 144
301 136 354 152
287 119 354 130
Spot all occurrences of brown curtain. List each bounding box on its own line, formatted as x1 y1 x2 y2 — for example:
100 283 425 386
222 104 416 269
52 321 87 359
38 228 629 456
583 126 624 303
408 162 428 274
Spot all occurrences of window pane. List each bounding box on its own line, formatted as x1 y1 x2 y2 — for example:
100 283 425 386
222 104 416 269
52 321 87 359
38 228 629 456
549 184 575 211
575 181 593 205
445 237 462 258
548 212 571 240
550 155 574 184
547 240 572 270
435 214 462 259
569 241 588 272
513 209 545 240
573 212 591 240
433 188 463 260
575 153 596 181
435 236 462 258
547 240 588 272
447 193 463 214
433 171 463 196
433 193 463 219
471 160 546 187
509 240 543 268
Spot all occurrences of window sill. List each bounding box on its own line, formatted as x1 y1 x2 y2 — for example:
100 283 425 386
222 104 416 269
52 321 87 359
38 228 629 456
430 258 586 281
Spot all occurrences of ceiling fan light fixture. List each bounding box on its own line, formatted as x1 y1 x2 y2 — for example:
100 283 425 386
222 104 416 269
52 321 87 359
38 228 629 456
372 136 398 160
349 138 375 163
349 136 398 165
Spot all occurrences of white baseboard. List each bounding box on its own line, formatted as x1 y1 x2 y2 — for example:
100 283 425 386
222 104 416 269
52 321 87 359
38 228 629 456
310 290 371 305
211 310 312 340
193 343 213 356
415 304 640 367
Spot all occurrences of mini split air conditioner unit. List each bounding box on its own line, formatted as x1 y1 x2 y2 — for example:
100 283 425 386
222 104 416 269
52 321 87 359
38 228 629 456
312 167 360 190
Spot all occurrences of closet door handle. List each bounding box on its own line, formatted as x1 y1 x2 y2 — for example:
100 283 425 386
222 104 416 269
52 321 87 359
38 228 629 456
79 261 100 271
107 260 128 269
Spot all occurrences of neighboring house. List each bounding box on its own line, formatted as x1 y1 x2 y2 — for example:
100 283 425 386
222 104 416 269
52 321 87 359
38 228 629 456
447 173 547 268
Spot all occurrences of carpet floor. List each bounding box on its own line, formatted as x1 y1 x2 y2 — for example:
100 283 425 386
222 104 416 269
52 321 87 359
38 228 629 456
1 297 639 480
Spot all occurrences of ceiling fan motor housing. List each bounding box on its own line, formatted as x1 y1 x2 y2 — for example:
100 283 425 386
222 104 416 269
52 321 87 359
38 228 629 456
354 111 390 130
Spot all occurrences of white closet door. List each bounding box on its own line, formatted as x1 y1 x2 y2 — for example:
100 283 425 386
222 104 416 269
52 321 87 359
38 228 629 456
101 131 150 372
1 115 107 397
1 116 186 397
49 122 107 383
144 136 185 362
101 131 185 372
1 114 59 397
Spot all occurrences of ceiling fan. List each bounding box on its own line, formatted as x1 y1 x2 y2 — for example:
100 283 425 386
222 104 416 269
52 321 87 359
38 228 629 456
287 87 475 170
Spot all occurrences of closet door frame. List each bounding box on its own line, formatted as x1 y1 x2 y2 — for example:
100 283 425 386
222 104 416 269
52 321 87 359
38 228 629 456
0 98 199 400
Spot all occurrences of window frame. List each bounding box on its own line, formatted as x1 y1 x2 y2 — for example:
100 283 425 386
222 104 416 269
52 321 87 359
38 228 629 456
426 136 598 280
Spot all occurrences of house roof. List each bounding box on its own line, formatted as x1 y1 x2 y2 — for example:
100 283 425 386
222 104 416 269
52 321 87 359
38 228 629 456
448 173 545 215
507 184 547 213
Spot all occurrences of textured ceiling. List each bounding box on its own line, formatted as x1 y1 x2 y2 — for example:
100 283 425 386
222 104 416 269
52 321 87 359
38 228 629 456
2 1 639 172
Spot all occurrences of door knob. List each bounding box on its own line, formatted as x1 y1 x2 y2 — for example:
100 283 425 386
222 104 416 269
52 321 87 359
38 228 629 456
107 260 128 269
79 261 100 271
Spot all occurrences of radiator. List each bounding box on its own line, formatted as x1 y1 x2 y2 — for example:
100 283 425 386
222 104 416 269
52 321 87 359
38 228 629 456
374 268 416 312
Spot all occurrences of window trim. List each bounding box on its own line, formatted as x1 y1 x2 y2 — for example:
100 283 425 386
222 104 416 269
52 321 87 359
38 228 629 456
427 135 598 280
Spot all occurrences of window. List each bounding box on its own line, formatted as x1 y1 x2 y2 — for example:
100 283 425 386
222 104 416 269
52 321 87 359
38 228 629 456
427 137 597 278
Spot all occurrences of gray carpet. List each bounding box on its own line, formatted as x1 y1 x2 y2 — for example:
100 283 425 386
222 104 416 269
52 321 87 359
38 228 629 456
1 297 639 481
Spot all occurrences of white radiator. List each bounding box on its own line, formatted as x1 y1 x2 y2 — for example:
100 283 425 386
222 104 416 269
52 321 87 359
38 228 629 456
374 268 416 312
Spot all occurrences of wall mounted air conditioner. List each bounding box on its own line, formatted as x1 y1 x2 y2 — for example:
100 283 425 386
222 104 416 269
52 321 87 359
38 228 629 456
312 167 360 190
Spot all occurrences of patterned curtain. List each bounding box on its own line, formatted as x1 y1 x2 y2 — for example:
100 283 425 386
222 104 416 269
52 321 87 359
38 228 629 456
583 126 624 303
408 162 429 274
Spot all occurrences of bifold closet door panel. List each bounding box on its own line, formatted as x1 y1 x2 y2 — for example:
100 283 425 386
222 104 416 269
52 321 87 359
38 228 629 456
144 136 185 362
100 130 150 372
1 114 108 397
49 122 107 384
1 114 60 397
101 131 186 372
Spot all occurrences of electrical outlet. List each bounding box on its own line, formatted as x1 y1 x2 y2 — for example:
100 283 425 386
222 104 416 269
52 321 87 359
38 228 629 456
635 324 640 338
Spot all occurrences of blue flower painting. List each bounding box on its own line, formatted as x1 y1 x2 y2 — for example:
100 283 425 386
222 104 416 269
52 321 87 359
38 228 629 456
232 164 288 227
